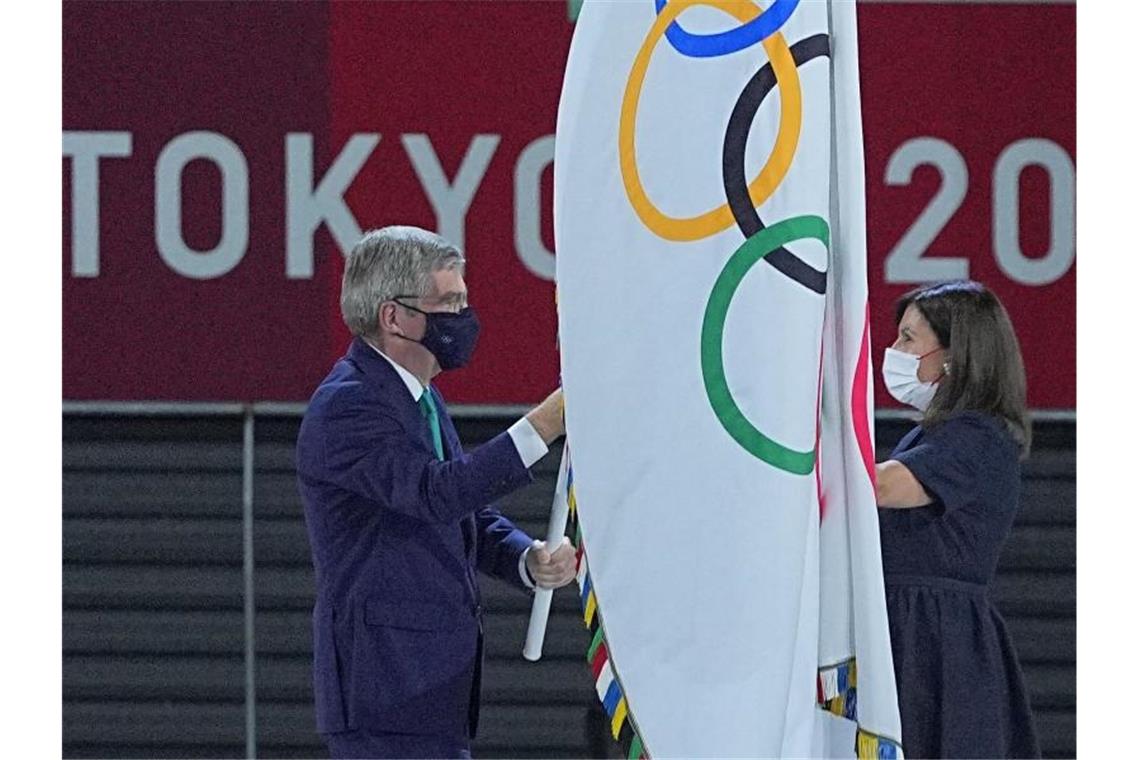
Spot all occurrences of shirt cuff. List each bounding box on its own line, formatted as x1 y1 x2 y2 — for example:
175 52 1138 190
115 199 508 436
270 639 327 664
518 546 536 590
508 417 549 469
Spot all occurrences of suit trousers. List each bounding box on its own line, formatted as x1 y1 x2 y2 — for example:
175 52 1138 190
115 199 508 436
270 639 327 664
323 729 471 759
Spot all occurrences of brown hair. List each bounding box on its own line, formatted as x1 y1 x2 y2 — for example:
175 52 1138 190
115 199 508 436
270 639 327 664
896 280 1032 457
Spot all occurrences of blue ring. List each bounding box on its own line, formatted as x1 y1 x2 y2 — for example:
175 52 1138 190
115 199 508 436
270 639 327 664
654 0 799 58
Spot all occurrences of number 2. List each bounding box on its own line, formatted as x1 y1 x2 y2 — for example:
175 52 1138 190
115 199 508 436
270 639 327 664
883 137 970 283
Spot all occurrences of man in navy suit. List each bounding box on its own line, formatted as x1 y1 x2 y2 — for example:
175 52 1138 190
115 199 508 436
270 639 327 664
297 226 577 759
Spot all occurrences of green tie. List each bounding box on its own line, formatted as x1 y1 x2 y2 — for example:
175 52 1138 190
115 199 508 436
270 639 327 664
418 389 445 461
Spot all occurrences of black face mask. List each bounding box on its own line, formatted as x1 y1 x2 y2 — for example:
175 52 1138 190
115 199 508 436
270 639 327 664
393 300 481 370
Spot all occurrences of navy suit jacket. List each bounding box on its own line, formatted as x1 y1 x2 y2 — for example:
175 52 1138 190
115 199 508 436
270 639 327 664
296 338 536 738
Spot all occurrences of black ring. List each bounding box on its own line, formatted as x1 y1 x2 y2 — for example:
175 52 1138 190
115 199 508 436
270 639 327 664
722 33 831 295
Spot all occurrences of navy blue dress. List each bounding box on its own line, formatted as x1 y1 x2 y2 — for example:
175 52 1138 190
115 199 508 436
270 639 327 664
878 411 1041 759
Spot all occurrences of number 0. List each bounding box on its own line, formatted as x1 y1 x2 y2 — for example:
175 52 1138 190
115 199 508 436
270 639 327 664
992 139 1075 286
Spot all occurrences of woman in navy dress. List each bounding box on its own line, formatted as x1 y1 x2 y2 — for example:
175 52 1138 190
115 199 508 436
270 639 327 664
875 280 1041 759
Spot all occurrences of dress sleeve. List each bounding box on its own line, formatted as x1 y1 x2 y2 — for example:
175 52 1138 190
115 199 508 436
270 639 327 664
892 413 1006 512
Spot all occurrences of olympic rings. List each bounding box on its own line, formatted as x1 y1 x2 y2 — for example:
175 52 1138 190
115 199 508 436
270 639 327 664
723 33 830 294
618 1 832 471
620 0 801 242
654 0 799 58
700 215 829 475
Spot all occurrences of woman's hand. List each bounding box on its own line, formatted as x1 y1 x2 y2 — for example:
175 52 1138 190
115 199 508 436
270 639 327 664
876 460 934 508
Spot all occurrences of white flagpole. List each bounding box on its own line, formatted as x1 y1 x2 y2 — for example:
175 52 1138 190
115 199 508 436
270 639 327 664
522 444 571 661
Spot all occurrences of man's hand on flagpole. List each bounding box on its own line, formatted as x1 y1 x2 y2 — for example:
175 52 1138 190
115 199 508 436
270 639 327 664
526 536 577 589
525 388 566 445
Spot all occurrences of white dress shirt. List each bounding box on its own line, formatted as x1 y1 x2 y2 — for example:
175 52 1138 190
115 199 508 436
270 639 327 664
367 341 545 588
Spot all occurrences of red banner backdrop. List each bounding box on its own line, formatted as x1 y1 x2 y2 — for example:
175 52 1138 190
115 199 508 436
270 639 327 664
63 1 1074 408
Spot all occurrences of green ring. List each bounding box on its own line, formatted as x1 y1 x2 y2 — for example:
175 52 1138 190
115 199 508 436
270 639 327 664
700 215 829 475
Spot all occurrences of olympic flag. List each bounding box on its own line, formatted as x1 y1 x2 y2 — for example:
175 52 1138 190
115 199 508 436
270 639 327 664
553 1 903 756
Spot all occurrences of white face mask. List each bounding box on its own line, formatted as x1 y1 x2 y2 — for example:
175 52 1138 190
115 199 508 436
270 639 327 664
882 347 942 411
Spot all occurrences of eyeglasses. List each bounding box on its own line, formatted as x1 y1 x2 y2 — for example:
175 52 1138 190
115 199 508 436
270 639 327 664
391 294 469 314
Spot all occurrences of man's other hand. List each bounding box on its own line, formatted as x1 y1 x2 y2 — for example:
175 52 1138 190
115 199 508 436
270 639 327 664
526 536 577 589
525 388 565 444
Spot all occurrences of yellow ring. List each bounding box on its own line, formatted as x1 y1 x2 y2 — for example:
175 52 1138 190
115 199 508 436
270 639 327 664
619 0 801 242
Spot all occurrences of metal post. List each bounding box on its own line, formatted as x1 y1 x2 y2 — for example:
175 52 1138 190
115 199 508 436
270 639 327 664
242 406 257 759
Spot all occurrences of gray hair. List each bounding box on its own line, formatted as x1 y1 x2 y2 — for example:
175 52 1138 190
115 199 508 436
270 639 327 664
340 226 465 338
